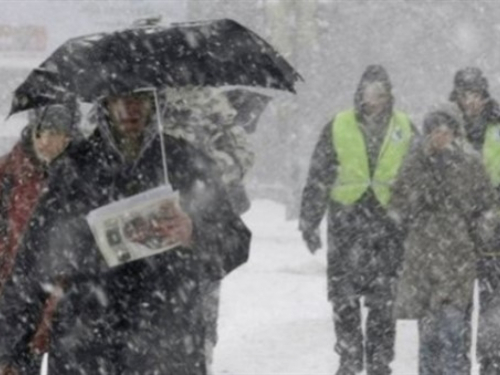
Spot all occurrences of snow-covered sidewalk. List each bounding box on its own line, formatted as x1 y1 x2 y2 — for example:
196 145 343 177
39 199 479 375
214 200 480 375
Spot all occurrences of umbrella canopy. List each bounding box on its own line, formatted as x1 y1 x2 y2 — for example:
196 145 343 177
10 19 302 115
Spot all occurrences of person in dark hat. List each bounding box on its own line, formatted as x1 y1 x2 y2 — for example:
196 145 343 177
450 67 500 375
0 102 81 374
391 102 495 375
0 90 251 375
299 65 416 375
450 67 493 146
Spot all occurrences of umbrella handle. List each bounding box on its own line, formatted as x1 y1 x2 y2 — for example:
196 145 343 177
153 90 169 186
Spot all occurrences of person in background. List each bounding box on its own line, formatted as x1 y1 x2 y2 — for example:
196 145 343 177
449 67 500 375
391 103 495 375
162 87 260 374
299 65 416 375
0 102 81 374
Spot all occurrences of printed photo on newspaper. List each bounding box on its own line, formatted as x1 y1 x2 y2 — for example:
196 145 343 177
87 185 182 268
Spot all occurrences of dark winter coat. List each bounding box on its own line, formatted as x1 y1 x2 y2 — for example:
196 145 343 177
451 95 500 357
0 126 251 374
391 107 495 319
461 98 500 153
299 66 415 301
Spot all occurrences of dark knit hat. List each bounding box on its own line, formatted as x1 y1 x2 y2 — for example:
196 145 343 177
30 101 81 135
423 103 465 137
450 67 490 102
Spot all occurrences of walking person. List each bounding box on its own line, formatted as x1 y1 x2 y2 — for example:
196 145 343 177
162 87 265 374
449 67 500 375
0 90 251 375
0 102 80 374
299 65 415 375
391 103 496 375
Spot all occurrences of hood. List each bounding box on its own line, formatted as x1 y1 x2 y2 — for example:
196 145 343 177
423 102 465 138
354 64 394 119
29 101 81 136
92 99 160 165
449 67 490 103
422 103 467 158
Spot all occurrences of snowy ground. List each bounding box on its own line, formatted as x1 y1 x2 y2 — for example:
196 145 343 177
213 199 481 375
38 199 480 375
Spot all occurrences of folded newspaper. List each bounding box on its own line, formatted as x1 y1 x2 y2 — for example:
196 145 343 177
87 185 182 268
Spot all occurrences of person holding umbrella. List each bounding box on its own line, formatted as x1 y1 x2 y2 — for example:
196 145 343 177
0 89 251 375
0 19 298 374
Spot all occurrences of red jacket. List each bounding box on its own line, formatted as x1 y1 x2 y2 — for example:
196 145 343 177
0 136 46 291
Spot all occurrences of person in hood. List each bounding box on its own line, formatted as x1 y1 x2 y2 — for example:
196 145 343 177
0 102 81 374
0 90 251 375
162 87 256 213
299 65 416 375
390 103 495 375
449 67 500 375
161 86 258 373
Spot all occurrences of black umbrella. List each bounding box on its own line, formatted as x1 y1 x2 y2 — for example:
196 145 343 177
9 19 302 115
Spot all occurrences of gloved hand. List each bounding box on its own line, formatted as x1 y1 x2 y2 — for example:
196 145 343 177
302 228 322 254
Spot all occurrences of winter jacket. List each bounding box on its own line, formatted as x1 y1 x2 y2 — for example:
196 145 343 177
162 87 255 214
391 110 495 319
462 99 500 153
0 124 251 374
0 128 83 371
299 65 416 300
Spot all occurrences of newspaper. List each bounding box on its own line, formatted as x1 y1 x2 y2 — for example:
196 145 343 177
87 185 182 268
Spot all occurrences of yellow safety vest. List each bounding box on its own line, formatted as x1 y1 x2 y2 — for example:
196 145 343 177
330 109 413 207
483 123 500 188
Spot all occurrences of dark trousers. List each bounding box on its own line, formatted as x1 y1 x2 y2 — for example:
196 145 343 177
331 276 396 375
418 306 471 375
478 257 500 375
15 353 42 375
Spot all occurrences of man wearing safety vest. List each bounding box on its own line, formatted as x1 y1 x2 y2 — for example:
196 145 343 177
449 67 500 375
299 65 416 375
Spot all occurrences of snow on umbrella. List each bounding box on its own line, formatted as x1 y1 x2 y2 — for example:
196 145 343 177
9 18 302 115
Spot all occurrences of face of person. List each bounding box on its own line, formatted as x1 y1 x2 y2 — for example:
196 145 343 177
428 124 455 151
458 90 487 119
107 94 153 137
361 82 391 117
33 129 71 164
206 95 237 126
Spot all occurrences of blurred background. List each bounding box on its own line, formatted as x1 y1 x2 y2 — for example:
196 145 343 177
1 0 499 218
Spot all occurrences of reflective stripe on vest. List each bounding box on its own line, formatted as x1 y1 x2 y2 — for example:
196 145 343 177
483 123 500 187
330 109 413 207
